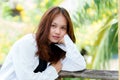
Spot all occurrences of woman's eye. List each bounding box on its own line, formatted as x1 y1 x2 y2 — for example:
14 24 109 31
51 25 56 28
61 27 67 30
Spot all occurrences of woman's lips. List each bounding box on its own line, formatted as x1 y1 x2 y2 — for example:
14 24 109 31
52 36 60 40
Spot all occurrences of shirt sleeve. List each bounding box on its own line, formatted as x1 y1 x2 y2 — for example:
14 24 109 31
10 35 58 80
61 34 86 71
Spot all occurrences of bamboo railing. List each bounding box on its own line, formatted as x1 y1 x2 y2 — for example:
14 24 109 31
56 69 118 80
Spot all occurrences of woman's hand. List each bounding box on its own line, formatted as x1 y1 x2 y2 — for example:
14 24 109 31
58 34 67 44
51 60 62 73
58 38 64 44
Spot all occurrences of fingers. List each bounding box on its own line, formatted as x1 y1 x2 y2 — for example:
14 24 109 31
58 38 64 44
51 60 62 73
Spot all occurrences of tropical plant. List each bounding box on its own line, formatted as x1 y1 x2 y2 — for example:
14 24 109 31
72 0 118 70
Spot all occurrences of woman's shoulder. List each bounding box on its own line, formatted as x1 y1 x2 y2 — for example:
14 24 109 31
14 33 36 47
20 33 35 41
9 34 38 61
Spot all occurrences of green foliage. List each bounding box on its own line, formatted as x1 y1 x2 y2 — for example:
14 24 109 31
36 0 63 12
0 0 63 24
1 2 13 20
109 23 118 54
72 0 118 69
92 20 118 69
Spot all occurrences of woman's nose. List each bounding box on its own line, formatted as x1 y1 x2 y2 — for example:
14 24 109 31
55 28 60 34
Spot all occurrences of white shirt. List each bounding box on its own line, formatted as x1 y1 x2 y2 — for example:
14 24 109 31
0 34 86 80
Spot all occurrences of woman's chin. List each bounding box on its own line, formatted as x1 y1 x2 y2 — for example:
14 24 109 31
50 40 59 44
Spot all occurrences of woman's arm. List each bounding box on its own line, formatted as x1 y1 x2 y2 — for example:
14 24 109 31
60 34 86 71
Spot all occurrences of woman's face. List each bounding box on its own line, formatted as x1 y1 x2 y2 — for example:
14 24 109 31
48 13 67 43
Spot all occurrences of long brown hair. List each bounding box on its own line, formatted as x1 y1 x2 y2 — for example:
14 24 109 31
35 6 76 63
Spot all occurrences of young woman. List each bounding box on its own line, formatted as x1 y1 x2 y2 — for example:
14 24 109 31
0 6 86 80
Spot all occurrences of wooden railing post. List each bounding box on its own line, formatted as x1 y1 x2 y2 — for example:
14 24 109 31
58 69 118 80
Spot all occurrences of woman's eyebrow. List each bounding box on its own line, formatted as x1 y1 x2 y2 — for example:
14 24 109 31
51 22 57 25
52 22 67 26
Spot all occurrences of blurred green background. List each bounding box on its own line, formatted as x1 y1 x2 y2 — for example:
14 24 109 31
0 0 118 80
